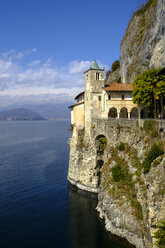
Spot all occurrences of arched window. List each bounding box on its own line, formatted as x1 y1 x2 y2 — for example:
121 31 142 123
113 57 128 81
108 107 117 118
95 135 107 154
130 107 138 119
96 72 99 80
120 107 128 118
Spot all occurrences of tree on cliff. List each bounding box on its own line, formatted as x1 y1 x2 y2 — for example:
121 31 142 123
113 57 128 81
133 68 165 118
111 60 120 72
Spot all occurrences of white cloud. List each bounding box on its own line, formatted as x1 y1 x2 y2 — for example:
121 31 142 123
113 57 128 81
0 50 105 107
2 48 37 61
28 60 41 67
68 60 91 74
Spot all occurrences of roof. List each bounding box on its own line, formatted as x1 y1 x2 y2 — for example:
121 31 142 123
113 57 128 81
75 91 84 100
104 83 133 92
90 60 100 70
68 101 84 109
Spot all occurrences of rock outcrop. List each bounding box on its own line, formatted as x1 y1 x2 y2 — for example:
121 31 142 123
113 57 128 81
97 133 165 248
68 119 165 248
106 0 165 84
120 0 165 83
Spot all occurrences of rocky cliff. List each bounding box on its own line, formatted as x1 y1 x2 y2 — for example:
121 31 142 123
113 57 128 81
107 0 165 83
68 120 165 248
96 122 165 248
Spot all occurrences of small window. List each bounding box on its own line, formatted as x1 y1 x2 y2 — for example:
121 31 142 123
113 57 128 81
98 96 101 101
96 72 99 80
122 95 124 100
108 95 111 100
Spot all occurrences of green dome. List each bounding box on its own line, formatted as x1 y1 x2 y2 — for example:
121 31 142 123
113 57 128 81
90 60 100 69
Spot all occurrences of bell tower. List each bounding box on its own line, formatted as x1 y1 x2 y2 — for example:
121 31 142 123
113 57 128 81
84 60 105 134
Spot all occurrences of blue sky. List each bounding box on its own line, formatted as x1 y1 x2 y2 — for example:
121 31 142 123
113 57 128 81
0 0 146 107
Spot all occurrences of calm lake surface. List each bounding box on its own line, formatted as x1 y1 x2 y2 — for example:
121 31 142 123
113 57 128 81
0 121 133 248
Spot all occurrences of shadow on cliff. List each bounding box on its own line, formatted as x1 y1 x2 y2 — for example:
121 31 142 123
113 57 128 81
68 183 135 248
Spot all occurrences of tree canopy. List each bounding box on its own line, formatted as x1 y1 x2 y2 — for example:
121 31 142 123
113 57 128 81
133 68 165 118
111 60 120 72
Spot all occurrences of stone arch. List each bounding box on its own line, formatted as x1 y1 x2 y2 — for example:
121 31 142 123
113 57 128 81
108 107 117 118
119 107 128 118
95 135 107 155
141 108 148 119
130 107 139 119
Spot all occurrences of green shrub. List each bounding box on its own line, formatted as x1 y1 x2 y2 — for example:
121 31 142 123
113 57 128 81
136 120 139 128
118 143 125 151
117 76 121 83
135 0 157 17
143 120 159 138
143 120 156 130
111 60 120 72
154 220 165 248
111 165 125 182
143 143 164 173
133 201 143 220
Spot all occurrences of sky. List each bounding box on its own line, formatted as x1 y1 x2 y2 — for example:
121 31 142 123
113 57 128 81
0 0 146 108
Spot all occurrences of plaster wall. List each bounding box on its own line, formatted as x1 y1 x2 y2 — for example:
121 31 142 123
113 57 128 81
73 104 84 125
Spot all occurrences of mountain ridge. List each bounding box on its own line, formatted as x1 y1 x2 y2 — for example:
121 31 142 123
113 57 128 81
0 108 46 121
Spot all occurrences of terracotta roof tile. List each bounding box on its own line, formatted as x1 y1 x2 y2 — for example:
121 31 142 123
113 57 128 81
104 83 133 92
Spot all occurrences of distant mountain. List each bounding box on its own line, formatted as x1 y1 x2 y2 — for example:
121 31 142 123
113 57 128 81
0 108 46 121
0 103 73 120
25 103 72 120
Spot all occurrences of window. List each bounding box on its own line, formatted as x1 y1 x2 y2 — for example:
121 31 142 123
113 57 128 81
96 72 99 80
122 95 124 100
98 96 101 101
108 94 111 100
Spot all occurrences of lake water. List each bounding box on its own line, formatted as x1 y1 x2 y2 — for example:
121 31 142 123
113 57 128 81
0 121 133 248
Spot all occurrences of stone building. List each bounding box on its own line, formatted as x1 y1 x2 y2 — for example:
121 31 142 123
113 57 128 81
69 60 140 133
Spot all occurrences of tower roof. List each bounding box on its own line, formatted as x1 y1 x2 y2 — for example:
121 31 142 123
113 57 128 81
90 60 100 70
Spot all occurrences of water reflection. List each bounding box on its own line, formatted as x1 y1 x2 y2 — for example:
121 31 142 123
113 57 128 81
68 184 134 248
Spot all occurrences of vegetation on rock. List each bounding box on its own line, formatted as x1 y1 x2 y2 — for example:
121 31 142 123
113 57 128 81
111 60 120 72
143 143 164 173
120 0 161 83
105 60 121 83
102 148 144 220
134 0 158 17
154 220 165 248
111 164 125 182
118 143 125 151
143 120 159 139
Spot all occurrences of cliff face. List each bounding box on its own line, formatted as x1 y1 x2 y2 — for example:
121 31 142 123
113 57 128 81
97 127 165 248
120 0 165 83
68 120 165 248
